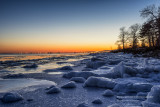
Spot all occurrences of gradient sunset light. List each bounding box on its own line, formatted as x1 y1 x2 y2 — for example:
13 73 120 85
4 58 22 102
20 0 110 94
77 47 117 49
0 0 159 53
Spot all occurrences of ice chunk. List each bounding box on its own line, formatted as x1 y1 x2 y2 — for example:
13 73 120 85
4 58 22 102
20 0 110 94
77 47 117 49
70 77 86 83
84 76 116 89
45 85 56 90
127 83 153 93
59 66 73 70
136 92 147 100
1 92 23 103
63 71 98 79
102 89 114 97
61 81 76 88
103 62 138 79
114 82 152 93
77 103 89 107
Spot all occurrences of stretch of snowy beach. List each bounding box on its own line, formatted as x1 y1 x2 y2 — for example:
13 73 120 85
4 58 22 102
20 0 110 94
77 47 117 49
0 52 160 107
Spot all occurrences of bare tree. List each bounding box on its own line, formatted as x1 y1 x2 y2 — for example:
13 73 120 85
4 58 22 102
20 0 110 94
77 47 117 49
140 5 160 47
129 24 140 48
117 27 128 50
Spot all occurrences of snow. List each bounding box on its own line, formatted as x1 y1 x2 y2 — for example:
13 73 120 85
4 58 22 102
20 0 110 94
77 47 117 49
83 76 116 89
2 52 160 106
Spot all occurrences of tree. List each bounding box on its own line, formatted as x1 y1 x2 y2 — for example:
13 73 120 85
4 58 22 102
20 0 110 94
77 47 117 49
140 5 160 47
129 24 140 48
140 21 152 47
117 27 128 50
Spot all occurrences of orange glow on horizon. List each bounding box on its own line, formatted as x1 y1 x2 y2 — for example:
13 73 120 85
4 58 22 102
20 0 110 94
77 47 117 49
0 43 116 53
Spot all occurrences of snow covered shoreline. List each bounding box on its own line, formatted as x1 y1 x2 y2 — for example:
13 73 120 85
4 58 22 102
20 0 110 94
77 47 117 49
1 52 160 107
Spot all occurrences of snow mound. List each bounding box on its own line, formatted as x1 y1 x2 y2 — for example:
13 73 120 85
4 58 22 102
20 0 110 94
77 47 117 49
46 87 61 94
61 81 76 88
84 76 116 89
63 71 98 79
92 99 103 104
102 89 114 97
70 77 86 83
1 92 23 103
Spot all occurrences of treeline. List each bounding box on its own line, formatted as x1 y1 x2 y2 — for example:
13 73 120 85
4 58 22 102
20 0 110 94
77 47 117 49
115 5 160 51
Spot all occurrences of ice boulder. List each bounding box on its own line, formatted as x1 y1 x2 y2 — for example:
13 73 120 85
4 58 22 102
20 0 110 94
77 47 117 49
102 62 138 79
86 61 106 69
61 81 76 88
102 89 114 97
84 76 116 89
77 103 89 107
1 92 23 103
46 87 61 94
63 71 98 79
146 85 160 103
59 66 73 70
92 99 103 104
70 77 86 83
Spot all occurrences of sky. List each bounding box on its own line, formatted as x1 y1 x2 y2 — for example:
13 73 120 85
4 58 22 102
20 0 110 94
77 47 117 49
0 0 160 53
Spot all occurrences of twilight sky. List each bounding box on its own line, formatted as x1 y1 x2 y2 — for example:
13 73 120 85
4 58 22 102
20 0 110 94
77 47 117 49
0 0 159 53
